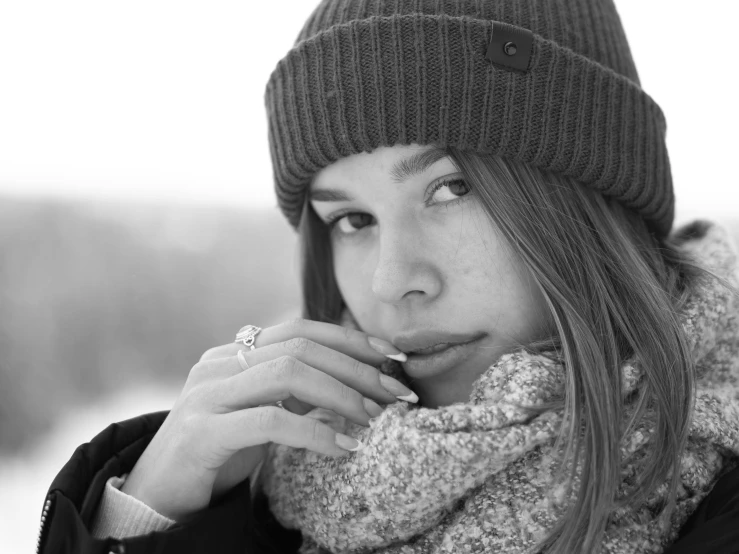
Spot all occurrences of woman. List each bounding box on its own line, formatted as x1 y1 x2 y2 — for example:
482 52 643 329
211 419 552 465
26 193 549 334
38 0 739 553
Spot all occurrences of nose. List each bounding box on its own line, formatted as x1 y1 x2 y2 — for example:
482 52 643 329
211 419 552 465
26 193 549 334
370 222 442 305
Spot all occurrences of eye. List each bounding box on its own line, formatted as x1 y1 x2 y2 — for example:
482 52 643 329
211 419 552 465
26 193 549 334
424 177 471 207
324 176 473 237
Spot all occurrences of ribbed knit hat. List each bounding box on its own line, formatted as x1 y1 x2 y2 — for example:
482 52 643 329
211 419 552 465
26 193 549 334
265 0 674 238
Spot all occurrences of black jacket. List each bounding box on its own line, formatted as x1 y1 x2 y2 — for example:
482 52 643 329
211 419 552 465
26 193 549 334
37 410 739 554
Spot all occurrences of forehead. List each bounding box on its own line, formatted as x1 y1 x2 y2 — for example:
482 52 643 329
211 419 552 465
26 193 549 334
310 144 449 190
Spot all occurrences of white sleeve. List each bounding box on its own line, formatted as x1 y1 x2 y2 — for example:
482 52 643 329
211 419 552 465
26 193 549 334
90 473 177 539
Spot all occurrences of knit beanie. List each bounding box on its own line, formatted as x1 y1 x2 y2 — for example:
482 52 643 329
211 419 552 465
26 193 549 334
265 0 674 239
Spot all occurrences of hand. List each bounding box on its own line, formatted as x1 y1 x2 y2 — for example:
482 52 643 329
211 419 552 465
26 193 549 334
121 318 413 522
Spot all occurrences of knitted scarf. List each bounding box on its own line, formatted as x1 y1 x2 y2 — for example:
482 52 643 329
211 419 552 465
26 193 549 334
260 220 739 554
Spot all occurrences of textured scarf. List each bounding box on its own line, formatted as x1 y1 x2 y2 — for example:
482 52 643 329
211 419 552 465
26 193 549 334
260 220 739 554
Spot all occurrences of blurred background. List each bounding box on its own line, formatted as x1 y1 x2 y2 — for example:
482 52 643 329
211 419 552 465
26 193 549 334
1 0 738 551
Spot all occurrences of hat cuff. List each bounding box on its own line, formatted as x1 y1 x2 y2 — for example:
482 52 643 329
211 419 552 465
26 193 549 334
265 14 674 238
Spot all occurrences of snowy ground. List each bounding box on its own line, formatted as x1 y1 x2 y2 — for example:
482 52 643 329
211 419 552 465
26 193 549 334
1 383 180 553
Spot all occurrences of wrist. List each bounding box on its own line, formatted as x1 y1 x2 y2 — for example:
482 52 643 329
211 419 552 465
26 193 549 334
121 448 204 523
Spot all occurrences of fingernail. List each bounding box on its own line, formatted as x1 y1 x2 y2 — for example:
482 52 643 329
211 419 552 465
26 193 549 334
367 336 408 362
362 397 384 418
379 374 419 403
335 433 364 452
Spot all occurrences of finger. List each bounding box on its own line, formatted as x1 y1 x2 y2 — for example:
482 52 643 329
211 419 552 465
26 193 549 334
219 355 381 427
239 349 301 412
240 338 409 405
196 336 413 407
187 349 258 385
194 349 316 415
219 318 399 367
240 348 307 414
233 351 300 413
185 352 248 387
217 406 364 458
200 343 243 362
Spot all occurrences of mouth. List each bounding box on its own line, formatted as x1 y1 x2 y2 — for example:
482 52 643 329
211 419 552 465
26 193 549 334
401 335 485 374
406 340 474 356
405 336 482 359
393 330 486 356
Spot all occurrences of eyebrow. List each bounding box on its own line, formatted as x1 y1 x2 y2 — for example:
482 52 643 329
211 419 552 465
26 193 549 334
308 146 449 202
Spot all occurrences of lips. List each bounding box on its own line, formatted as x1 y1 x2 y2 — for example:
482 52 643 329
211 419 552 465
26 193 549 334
392 331 485 356
401 335 485 375
408 342 468 355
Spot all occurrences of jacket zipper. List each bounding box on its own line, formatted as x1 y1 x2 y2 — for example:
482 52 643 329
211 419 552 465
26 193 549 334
36 493 53 554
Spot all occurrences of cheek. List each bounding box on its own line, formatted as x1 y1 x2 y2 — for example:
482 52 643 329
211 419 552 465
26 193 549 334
333 248 371 302
449 221 513 294
454 221 547 328
495 262 551 337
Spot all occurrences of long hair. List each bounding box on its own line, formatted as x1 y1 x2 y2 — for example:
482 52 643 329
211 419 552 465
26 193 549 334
296 146 739 553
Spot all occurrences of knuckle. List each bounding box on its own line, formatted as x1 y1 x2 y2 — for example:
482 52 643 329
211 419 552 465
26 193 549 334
254 406 281 434
284 317 306 333
284 336 312 355
308 419 328 445
347 356 367 381
188 360 211 378
274 355 302 381
336 381 356 404
199 346 222 362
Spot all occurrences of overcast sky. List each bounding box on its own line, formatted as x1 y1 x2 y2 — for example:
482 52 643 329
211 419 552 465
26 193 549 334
0 0 736 225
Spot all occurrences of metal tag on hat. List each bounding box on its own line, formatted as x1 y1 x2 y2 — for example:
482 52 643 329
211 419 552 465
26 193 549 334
486 20 534 73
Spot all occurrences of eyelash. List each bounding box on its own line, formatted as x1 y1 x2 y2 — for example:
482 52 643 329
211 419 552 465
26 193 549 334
323 177 472 236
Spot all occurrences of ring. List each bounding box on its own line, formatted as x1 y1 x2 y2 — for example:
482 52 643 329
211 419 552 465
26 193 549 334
237 349 250 371
276 400 285 410
235 325 262 350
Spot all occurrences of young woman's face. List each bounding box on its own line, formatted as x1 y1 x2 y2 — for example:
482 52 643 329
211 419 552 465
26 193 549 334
309 143 553 408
